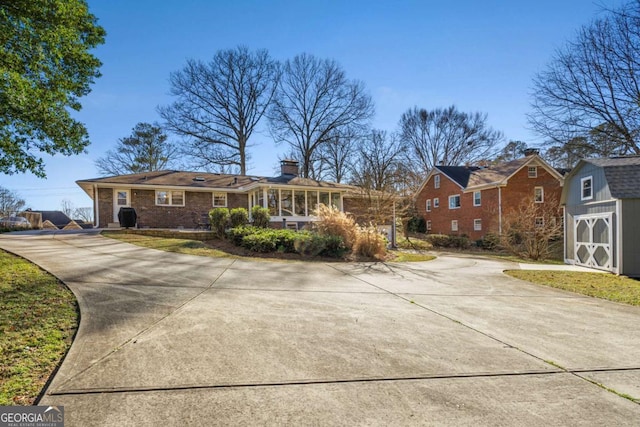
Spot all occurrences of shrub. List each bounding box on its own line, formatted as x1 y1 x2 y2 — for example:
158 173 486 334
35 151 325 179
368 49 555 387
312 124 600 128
229 208 249 228
251 206 270 228
209 208 229 237
406 216 427 234
226 226 258 246
354 225 387 260
238 228 298 253
425 234 471 249
476 232 501 250
294 232 347 258
314 204 357 250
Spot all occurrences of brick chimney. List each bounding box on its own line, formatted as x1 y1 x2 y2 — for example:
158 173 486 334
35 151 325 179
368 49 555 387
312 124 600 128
280 159 299 176
523 148 540 156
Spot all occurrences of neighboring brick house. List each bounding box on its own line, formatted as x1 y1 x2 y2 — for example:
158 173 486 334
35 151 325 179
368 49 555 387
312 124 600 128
77 160 359 229
415 153 565 240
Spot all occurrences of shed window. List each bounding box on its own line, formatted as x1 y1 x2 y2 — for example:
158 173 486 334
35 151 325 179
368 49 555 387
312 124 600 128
581 176 593 201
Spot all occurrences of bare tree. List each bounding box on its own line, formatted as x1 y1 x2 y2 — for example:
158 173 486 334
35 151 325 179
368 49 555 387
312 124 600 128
95 122 178 176
268 53 374 178
73 207 93 222
159 46 279 175
529 1 640 154
495 140 528 162
399 105 503 173
60 199 74 217
317 129 359 183
0 186 26 216
501 195 563 260
351 130 402 192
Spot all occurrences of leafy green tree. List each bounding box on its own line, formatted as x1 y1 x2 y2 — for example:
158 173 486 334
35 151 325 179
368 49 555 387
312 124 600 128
0 0 106 177
95 122 178 176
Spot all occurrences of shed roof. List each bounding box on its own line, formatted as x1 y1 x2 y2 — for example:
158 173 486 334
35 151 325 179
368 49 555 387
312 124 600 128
583 157 640 198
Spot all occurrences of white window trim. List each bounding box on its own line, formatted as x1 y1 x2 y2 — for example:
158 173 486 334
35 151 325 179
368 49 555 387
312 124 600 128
448 194 461 209
155 190 185 207
426 199 431 212
426 220 432 231
534 186 544 203
434 174 440 189
451 220 458 231
528 166 537 178
535 217 545 228
213 192 228 207
434 198 439 208
581 176 593 201
474 219 482 231
473 191 481 207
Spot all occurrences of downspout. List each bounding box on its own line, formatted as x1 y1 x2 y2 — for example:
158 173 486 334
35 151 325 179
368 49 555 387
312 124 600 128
498 186 502 235
94 184 99 228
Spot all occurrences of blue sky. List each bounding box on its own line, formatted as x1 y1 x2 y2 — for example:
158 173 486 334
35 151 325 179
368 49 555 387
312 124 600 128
2 0 627 211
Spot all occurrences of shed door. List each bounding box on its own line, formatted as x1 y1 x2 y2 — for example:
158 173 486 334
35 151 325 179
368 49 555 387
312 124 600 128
574 214 612 271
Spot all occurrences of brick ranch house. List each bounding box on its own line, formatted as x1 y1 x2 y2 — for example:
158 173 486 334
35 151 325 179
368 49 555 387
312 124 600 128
77 160 360 229
414 152 565 241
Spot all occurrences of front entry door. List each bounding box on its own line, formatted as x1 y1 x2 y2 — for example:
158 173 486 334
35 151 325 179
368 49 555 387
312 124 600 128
113 190 131 222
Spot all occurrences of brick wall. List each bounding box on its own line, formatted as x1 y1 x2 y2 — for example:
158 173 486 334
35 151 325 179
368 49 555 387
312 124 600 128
416 165 563 241
98 188 250 229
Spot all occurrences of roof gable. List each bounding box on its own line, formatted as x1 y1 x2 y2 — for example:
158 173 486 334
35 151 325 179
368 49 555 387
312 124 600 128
466 155 563 189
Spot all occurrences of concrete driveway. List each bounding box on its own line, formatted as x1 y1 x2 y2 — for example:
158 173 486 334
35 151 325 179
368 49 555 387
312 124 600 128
1 231 639 426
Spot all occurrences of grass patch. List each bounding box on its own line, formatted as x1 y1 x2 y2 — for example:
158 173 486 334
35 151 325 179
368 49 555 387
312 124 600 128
0 250 78 405
505 270 640 306
102 231 233 258
391 252 436 262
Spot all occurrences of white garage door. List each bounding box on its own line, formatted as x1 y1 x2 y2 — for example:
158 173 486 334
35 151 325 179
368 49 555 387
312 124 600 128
574 213 613 271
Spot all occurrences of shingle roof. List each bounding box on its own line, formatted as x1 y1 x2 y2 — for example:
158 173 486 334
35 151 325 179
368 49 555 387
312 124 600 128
466 157 533 188
583 157 640 198
29 210 72 228
77 170 356 192
436 166 479 187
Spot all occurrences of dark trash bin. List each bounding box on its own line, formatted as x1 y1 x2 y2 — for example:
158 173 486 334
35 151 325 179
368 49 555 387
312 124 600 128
118 207 137 228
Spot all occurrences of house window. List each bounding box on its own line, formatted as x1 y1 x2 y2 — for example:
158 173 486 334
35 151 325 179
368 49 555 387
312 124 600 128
528 166 537 178
295 191 306 216
426 199 432 212
534 187 544 203
449 195 461 209
116 191 128 206
474 219 482 231
156 190 185 206
281 190 293 216
581 176 593 201
473 191 481 206
268 189 279 216
434 174 440 189
535 217 544 228
213 192 227 207
433 198 439 208
451 220 458 231
426 220 432 231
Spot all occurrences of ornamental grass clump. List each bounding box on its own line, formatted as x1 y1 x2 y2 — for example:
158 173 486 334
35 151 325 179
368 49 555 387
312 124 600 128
354 224 387 260
313 204 357 251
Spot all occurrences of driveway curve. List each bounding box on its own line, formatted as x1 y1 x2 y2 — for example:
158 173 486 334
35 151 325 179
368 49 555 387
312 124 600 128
1 231 639 426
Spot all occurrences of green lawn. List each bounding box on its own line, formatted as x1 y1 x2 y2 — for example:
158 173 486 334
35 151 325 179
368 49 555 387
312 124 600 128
102 231 233 258
0 250 78 405
505 270 640 306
